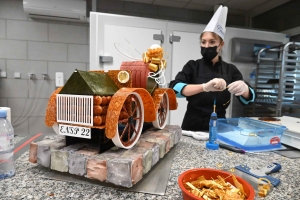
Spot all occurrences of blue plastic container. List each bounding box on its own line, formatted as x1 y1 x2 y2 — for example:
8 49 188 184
216 118 287 152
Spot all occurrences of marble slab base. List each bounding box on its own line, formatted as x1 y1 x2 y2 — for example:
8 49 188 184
29 125 182 188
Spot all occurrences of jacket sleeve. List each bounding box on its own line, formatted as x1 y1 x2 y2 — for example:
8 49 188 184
238 81 256 105
230 64 256 105
169 60 196 98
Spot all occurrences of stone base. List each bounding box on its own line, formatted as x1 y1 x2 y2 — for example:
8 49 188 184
29 125 182 188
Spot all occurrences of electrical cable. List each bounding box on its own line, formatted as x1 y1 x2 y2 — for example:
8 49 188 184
12 77 32 124
12 78 45 126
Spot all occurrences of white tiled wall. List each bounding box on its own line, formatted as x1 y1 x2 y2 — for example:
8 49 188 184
7 20 48 41
28 42 68 61
0 19 5 38
0 0 89 135
0 39 27 59
49 24 87 44
68 44 89 63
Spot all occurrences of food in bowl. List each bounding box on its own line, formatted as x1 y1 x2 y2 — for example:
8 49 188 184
178 168 255 200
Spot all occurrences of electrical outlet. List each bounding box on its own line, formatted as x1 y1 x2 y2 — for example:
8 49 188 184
28 73 35 80
14 72 21 79
42 74 48 80
55 72 64 87
0 71 7 78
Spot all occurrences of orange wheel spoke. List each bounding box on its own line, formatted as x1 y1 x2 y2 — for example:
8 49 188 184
119 123 129 139
131 123 138 135
118 119 128 123
122 105 129 115
132 106 137 116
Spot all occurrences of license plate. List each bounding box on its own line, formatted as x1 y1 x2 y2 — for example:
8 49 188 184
58 124 91 139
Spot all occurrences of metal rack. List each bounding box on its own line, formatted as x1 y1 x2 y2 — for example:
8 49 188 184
251 42 300 117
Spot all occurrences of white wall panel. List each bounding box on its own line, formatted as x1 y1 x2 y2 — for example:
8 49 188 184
166 21 206 127
28 41 67 61
90 12 166 70
7 20 48 41
0 39 27 59
68 44 89 63
49 24 88 44
0 19 5 39
103 24 161 70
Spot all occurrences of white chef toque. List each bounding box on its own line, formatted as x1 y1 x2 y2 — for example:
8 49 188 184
203 5 228 40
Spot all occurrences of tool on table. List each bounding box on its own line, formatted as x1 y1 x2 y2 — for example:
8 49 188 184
206 97 219 150
219 142 245 153
182 130 209 140
235 163 281 186
218 142 270 155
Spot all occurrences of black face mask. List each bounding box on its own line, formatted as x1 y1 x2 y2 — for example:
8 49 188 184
201 46 218 61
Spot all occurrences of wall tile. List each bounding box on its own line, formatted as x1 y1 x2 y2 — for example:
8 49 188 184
0 19 5 38
68 44 89 63
7 20 48 41
49 24 88 44
27 80 56 99
0 79 28 98
29 117 54 134
48 62 87 80
7 60 47 79
8 98 29 117
0 98 8 107
11 116 28 135
0 39 27 59
0 0 28 20
0 59 6 72
8 98 49 117
28 41 67 61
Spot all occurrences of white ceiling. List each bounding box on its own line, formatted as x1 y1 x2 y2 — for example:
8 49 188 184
121 0 291 17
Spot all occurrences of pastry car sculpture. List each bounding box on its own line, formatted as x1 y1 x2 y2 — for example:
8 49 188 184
45 53 177 150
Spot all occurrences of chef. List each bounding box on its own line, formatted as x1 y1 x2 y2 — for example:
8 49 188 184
169 5 256 131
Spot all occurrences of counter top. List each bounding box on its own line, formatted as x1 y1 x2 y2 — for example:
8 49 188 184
1 135 299 199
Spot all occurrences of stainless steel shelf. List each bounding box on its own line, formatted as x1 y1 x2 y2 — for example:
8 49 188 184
251 42 300 117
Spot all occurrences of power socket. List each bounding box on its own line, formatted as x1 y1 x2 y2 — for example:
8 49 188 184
1 71 7 78
42 74 48 80
14 72 21 79
55 72 64 87
28 73 35 80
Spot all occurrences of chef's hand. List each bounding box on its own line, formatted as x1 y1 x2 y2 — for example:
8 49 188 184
227 80 248 96
202 78 226 92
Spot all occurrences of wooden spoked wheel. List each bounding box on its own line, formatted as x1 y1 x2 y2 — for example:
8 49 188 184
112 92 144 149
152 92 169 129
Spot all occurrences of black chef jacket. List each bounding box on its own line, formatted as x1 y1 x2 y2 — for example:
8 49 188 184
169 57 255 131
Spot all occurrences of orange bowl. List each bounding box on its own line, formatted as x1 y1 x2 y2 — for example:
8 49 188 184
178 168 255 200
